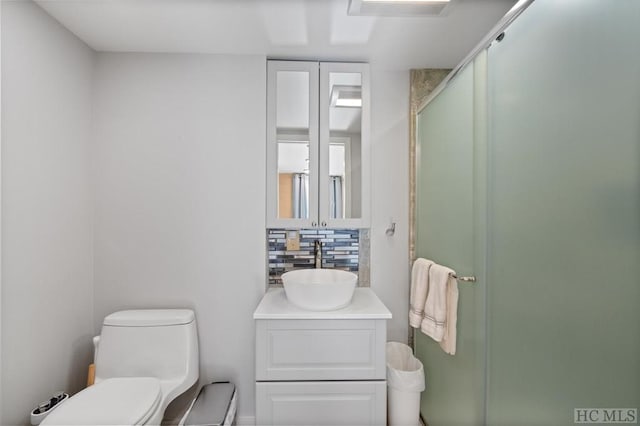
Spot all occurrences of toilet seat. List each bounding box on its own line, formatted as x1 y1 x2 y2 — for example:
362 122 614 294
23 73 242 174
42 377 161 425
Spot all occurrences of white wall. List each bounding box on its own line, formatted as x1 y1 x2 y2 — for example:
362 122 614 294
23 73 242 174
92 53 266 420
1 2 95 425
369 68 410 344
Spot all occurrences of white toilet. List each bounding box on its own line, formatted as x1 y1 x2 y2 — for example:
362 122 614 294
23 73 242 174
43 309 199 425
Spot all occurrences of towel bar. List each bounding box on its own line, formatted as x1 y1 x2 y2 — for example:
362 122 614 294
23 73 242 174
450 274 476 283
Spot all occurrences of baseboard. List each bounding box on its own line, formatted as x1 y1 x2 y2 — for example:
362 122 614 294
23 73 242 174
235 415 256 425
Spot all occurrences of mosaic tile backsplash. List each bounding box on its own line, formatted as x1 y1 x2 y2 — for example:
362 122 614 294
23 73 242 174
268 229 370 286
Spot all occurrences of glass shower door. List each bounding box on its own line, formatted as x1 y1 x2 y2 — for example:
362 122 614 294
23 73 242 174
415 53 488 425
486 1 640 424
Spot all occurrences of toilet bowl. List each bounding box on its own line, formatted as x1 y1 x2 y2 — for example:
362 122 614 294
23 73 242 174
42 309 199 425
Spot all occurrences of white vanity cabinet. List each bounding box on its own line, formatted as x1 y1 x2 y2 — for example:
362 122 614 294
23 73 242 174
254 288 391 426
266 60 370 229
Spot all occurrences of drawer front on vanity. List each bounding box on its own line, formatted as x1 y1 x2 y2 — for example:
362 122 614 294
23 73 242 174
255 319 386 381
256 380 386 426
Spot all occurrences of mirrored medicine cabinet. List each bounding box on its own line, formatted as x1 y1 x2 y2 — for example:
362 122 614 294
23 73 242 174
266 60 370 229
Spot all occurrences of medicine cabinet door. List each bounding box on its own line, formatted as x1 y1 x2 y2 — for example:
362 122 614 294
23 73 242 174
319 62 370 228
266 60 319 228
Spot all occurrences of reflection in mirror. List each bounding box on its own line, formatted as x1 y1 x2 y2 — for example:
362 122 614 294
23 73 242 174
277 139 309 218
329 142 345 218
329 72 362 219
276 71 311 219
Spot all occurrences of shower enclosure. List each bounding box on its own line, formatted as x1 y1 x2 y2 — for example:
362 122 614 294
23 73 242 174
414 1 640 424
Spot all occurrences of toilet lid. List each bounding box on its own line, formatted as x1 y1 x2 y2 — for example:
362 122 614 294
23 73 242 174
42 377 161 425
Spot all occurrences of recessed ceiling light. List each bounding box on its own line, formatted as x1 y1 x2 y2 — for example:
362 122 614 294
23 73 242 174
331 85 362 109
348 0 454 16
335 98 363 108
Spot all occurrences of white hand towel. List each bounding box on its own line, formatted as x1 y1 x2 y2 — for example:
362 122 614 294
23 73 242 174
439 274 459 355
421 264 456 345
409 258 434 328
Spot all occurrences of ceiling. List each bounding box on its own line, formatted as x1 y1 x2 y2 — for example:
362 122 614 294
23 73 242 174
35 0 517 70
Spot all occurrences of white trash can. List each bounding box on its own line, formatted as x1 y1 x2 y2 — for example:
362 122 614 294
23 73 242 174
386 342 425 426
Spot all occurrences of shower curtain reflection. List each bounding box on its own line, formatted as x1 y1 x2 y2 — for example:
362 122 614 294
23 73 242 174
329 175 343 219
292 173 309 219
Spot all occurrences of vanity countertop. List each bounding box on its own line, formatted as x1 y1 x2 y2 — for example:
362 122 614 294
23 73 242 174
253 288 392 320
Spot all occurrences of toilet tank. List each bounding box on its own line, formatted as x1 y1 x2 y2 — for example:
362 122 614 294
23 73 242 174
94 309 199 386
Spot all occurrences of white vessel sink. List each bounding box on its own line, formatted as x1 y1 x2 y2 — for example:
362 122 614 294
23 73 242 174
281 269 358 311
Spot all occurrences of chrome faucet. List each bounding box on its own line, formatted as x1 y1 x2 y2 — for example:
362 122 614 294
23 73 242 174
314 240 323 269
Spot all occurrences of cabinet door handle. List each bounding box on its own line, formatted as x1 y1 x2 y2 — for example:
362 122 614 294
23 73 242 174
312 221 317 227
321 221 327 227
